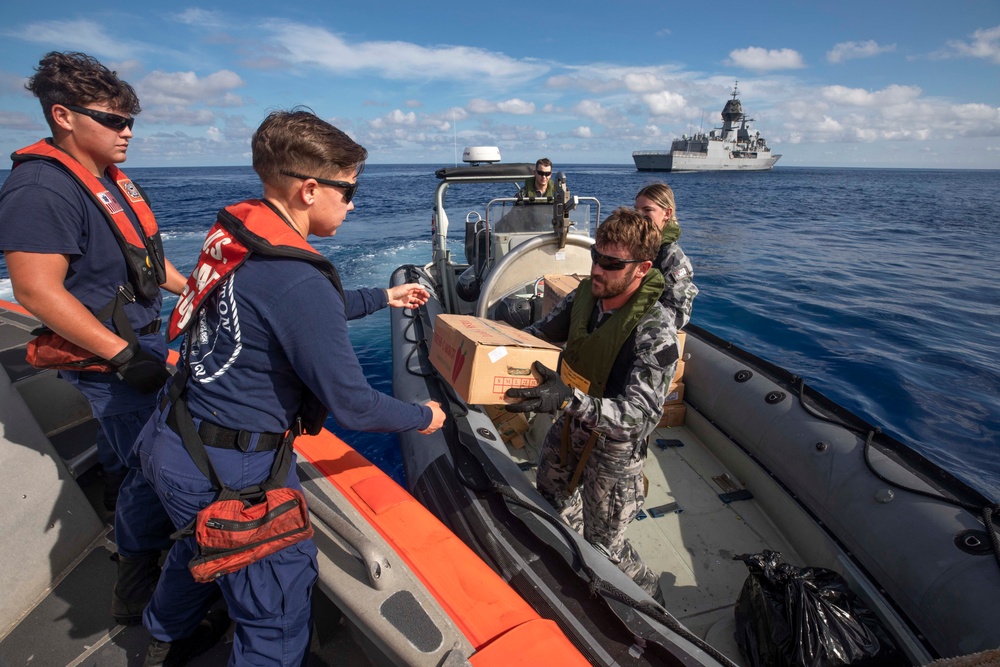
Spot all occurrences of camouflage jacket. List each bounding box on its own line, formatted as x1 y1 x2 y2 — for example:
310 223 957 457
656 241 698 330
526 290 679 446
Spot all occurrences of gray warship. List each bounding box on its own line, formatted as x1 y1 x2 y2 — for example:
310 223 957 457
633 83 781 172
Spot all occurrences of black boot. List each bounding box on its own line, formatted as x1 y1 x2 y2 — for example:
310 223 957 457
111 552 161 625
144 608 231 666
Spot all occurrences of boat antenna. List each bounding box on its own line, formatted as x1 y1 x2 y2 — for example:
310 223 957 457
453 108 458 167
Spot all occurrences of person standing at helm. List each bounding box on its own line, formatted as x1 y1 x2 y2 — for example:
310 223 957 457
504 208 679 605
522 157 556 200
136 109 446 665
0 51 187 627
635 183 698 329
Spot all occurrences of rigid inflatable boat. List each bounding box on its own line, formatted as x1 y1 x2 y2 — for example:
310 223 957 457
0 297 587 665
390 154 1000 666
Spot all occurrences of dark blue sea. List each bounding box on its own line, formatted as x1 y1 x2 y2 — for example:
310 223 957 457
1 165 998 501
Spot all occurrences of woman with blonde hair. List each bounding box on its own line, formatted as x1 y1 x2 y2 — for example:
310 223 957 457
635 183 698 328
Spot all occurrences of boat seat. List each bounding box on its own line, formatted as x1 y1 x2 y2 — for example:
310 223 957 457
0 312 100 479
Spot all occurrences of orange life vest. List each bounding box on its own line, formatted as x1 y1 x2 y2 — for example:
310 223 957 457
168 199 344 341
11 139 166 300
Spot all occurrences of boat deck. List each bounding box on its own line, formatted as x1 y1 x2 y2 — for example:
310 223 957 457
508 410 802 666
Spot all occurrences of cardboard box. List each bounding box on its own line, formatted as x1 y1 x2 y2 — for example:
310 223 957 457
664 381 685 405
671 358 686 384
677 330 687 359
658 403 687 428
541 273 584 318
430 314 562 405
483 405 529 449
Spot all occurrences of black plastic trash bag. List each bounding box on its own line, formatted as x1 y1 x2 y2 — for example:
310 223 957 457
734 550 901 667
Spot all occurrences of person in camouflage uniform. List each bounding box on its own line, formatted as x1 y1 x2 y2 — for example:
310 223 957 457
635 183 698 329
506 208 679 602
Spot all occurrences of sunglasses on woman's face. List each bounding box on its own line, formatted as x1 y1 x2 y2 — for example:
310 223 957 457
64 105 134 131
590 246 645 272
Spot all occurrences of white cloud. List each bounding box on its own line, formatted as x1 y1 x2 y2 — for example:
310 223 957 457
727 47 806 71
497 99 536 115
138 107 217 127
574 126 592 138
0 72 27 96
939 24 1000 64
642 90 687 116
827 40 896 64
821 84 921 107
139 70 245 107
171 9 227 29
264 22 547 83
5 20 146 60
468 98 536 115
623 72 667 94
0 111 40 130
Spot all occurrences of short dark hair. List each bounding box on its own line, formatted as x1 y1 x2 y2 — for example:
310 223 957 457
251 108 368 185
595 207 660 262
535 157 552 169
26 51 140 130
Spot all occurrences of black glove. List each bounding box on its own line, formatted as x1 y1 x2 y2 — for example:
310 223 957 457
110 344 170 394
505 361 573 413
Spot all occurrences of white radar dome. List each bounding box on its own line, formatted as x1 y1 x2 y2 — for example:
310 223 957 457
462 146 501 164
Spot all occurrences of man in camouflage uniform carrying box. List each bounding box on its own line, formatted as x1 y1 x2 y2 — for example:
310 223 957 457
506 207 680 603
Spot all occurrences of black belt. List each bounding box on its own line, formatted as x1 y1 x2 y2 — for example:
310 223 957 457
137 318 162 336
197 420 285 452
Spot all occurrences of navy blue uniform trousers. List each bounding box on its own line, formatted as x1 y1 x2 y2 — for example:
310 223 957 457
138 401 317 666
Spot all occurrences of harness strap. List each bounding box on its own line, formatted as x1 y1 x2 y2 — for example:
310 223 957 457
164 369 298 502
197 421 284 452
568 430 601 494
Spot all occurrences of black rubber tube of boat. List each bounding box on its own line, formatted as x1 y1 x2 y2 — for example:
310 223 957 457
794 377 1000 574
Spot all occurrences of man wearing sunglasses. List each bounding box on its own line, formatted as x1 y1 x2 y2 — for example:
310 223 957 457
0 51 198 636
521 157 556 200
136 109 445 665
506 208 680 605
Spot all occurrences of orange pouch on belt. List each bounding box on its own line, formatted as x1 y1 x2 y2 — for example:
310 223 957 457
26 332 115 372
185 487 313 583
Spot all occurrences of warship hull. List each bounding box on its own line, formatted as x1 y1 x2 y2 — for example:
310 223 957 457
633 149 780 172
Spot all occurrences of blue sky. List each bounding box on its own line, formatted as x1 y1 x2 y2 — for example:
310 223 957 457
1 1 998 168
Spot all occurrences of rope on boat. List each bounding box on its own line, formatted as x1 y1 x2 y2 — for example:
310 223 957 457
794 377 1000 576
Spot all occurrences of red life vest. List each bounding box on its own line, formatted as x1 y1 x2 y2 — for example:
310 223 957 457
11 139 166 300
168 199 344 342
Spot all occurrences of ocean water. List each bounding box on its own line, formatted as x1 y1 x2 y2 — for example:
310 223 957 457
1 164 997 500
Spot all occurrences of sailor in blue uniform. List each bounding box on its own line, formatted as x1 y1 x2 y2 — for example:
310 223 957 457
0 52 188 627
136 109 446 665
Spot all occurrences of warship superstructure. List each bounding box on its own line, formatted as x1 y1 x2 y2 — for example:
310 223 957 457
633 83 781 172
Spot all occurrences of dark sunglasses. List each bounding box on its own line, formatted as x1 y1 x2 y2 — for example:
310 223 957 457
590 246 645 271
536 170 552 177
64 105 134 131
281 170 359 203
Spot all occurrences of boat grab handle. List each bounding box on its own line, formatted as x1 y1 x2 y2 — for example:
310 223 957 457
301 482 393 591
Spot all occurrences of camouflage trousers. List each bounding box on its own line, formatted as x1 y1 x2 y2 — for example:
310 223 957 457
535 414 661 599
